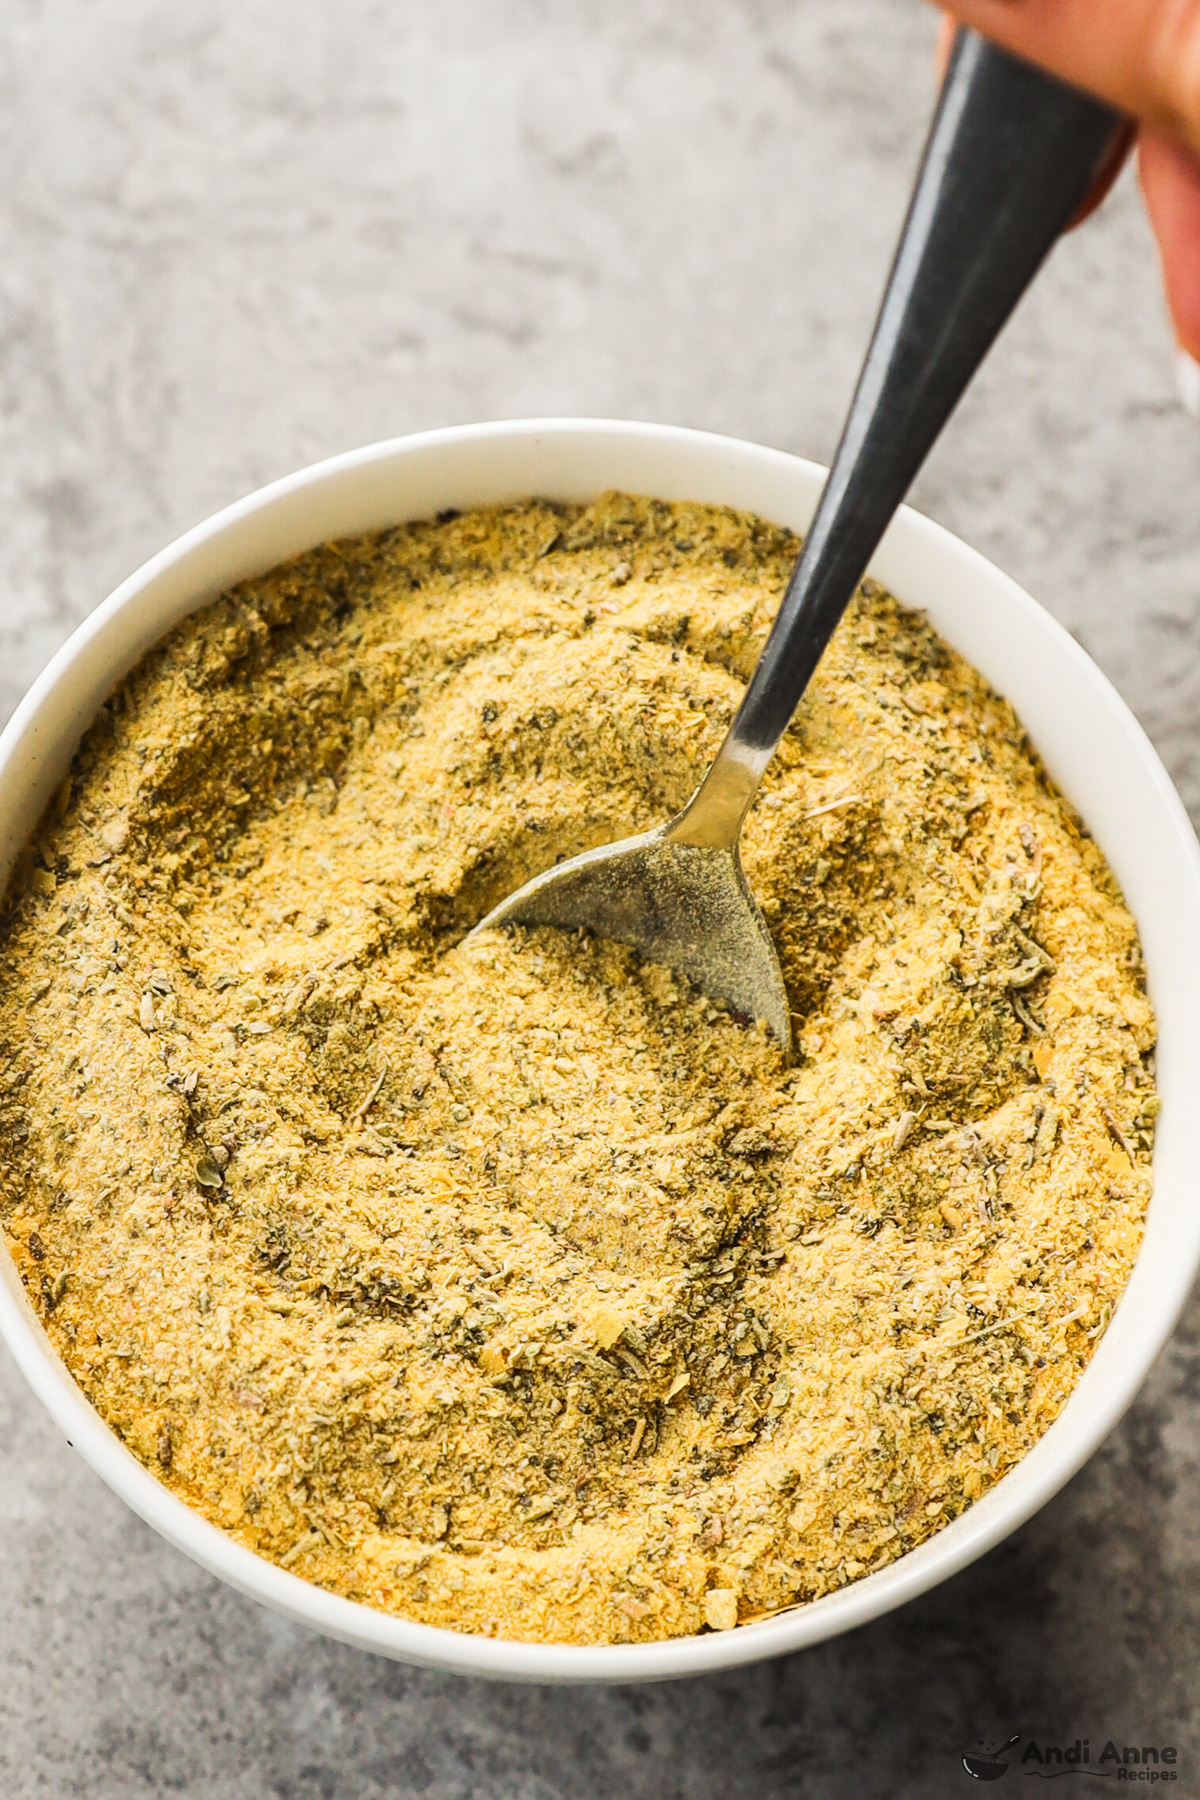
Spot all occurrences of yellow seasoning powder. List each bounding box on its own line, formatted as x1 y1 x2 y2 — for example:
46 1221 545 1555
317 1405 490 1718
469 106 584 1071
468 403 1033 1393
0 493 1156 1643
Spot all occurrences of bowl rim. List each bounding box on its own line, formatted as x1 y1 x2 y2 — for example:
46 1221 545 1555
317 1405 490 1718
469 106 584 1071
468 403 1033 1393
2 415 1199 1684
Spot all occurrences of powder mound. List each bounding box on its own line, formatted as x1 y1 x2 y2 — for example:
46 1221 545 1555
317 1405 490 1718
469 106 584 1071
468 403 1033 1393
0 493 1155 1644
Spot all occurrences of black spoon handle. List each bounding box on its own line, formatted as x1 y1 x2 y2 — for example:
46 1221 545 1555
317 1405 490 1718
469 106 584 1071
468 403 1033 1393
675 29 1123 848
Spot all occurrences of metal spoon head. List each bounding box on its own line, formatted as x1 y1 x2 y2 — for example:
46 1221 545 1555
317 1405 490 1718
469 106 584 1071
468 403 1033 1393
467 819 792 1053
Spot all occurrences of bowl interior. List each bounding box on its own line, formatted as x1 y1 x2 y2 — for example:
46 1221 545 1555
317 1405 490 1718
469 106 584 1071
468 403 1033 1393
2 419 1199 1683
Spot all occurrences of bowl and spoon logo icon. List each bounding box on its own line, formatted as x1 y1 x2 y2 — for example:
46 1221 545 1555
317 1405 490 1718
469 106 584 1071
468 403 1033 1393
962 1734 1021 1780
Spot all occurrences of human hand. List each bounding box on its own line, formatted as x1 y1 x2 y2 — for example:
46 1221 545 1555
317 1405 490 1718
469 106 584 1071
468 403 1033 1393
934 1 1200 402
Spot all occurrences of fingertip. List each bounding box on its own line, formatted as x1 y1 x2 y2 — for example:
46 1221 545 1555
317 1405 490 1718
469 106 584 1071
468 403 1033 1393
1177 348 1200 420
1139 133 1200 364
934 14 957 86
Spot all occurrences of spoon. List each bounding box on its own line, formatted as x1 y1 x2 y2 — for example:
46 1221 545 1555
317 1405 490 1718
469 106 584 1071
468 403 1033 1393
471 31 1122 1051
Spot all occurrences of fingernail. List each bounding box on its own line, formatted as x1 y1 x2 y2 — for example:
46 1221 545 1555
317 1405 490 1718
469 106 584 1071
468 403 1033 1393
1177 347 1200 419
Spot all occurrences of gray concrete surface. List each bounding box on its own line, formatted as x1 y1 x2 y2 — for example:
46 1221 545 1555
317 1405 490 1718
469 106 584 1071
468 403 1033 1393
3 2 1200 1795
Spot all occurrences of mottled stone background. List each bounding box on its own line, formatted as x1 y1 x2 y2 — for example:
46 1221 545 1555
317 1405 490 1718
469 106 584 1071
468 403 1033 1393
2 3 1199 1795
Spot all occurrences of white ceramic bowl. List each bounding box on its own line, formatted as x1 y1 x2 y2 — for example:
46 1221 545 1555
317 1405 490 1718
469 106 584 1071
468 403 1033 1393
2 419 1199 1684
